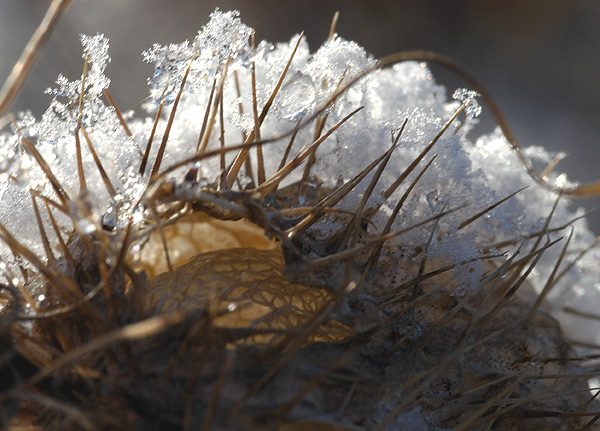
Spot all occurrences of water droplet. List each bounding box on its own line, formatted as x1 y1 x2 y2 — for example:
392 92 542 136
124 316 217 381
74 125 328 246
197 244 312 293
132 210 144 224
36 294 50 308
554 173 567 187
237 173 254 190
102 207 117 230
426 190 439 209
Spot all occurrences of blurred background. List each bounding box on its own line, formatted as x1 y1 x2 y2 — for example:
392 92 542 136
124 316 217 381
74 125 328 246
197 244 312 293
1 0 600 233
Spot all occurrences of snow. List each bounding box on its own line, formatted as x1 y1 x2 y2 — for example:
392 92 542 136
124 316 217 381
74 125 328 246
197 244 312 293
1 9 600 350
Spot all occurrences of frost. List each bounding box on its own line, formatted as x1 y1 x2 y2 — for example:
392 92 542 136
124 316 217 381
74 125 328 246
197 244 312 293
194 9 253 63
79 33 111 96
452 87 481 118
2 9 600 349
143 9 253 104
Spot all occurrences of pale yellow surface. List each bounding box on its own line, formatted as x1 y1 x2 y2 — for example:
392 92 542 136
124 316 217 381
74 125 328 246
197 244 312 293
138 212 278 279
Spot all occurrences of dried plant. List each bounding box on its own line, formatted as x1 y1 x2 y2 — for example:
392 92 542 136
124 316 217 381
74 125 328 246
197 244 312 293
1 4 600 431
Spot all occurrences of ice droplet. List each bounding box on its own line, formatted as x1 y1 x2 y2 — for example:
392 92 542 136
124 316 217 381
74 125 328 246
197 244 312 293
102 206 118 230
426 190 439 209
277 72 316 121
452 88 481 118
0 135 18 175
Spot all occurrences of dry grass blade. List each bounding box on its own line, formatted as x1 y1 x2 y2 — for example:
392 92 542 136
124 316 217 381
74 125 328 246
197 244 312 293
80 127 117 197
551 233 600 288
140 78 170 176
286 129 392 237
201 350 234 431
30 192 55 266
257 107 363 199
218 90 227 189
151 208 173 273
488 210 591 251
150 55 195 179
458 186 527 230
74 58 89 194
541 152 565 180
0 0 73 117
233 69 253 180
483 241 548 324
277 117 302 172
250 62 265 185
225 32 304 187
456 248 522 346
366 154 437 266
328 11 340 41
11 389 95 431
258 32 304 125
196 48 234 158
452 371 528 431
0 222 78 301
529 226 573 316
12 118 69 205
411 206 442 294
378 252 503 307
549 389 600 431
302 208 458 271
4 10 599 431
103 89 132 137
500 191 562 292
346 138 400 249
44 200 74 266
186 77 217 182
564 307 600 322
299 70 348 187
20 311 187 388
382 104 464 202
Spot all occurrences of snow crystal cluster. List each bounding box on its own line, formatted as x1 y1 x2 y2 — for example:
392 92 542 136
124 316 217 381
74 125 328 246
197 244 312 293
1 10 600 346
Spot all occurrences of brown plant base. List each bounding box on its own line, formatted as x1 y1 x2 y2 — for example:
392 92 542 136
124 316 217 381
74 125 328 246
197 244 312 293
1 175 596 431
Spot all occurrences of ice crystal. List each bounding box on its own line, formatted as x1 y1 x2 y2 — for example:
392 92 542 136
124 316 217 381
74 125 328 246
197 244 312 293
452 87 482 118
143 9 253 105
276 71 316 121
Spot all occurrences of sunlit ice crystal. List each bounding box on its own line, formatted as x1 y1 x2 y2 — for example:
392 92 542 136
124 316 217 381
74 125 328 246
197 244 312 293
79 33 111 96
194 9 253 63
452 87 482 118
143 9 253 106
